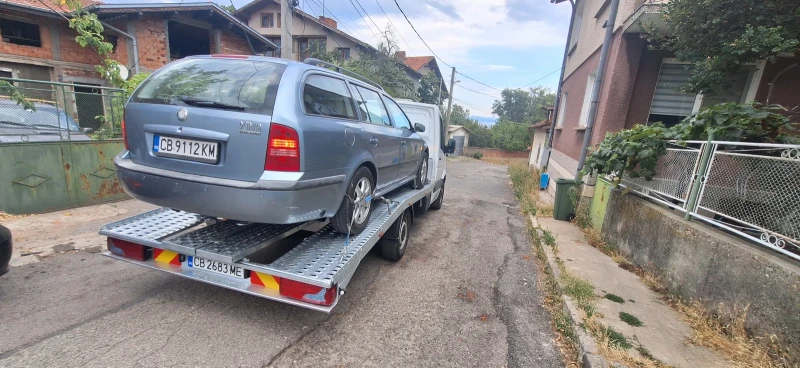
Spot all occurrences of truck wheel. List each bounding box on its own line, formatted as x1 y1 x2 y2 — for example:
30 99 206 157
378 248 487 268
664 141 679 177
331 167 373 235
430 183 444 210
380 209 411 261
413 152 429 189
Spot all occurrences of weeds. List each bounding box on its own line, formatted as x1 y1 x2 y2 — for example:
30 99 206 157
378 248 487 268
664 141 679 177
508 163 554 217
541 229 557 247
605 293 625 304
562 272 596 317
619 312 644 327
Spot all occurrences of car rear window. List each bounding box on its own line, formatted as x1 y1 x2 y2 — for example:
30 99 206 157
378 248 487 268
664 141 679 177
131 58 286 115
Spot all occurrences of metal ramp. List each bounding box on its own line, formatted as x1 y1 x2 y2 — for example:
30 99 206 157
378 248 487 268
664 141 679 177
100 181 434 296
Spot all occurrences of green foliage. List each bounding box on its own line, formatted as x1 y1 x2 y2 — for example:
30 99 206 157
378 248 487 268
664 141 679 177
604 326 632 349
583 124 668 181
645 0 800 94
219 4 236 13
0 80 36 111
121 72 150 96
418 72 446 105
508 164 539 216
491 86 556 124
562 272 596 317
666 102 799 143
58 0 124 87
605 293 625 304
490 119 530 151
472 151 483 160
584 102 799 182
619 312 644 327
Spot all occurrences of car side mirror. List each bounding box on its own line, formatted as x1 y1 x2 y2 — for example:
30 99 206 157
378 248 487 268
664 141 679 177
82 127 94 134
445 138 456 154
414 123 425 133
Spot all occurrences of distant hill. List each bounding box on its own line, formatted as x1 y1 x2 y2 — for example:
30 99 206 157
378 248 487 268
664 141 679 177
470 115 498 126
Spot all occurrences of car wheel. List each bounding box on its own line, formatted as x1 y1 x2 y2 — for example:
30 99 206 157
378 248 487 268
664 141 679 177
331 166 374 235
430 182 444 210
413 152 429 189
380 209 411 261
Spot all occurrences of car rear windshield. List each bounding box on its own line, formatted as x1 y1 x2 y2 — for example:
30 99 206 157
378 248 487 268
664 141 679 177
131 58 286 115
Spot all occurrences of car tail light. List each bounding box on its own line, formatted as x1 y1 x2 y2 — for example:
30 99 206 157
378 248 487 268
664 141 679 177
265 123 300 172
121 118 129 150
279 278 337 306
107 238 149 261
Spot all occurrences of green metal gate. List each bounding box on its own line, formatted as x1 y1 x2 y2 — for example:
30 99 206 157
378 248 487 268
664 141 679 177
0 78 129 214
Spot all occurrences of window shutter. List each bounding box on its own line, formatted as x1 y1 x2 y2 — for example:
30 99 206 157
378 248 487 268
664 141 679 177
650 63 696 116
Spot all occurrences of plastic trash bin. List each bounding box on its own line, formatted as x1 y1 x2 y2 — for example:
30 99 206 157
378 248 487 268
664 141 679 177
539 173 549 190
553 178 583 221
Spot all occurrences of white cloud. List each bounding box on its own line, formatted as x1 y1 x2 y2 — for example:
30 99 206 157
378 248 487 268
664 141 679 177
479 64 515 71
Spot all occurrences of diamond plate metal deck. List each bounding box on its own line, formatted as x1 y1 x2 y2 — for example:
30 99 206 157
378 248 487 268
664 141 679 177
99 208 206 247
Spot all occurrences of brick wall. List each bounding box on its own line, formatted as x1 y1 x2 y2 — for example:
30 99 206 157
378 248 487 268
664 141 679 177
134 15 168 70
219 31 253 55
60 28 104 65
552 45 601 161
623 48 670 129
0 11 55 60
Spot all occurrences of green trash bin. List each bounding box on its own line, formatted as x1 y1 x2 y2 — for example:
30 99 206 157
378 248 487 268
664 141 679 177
553 178 583 221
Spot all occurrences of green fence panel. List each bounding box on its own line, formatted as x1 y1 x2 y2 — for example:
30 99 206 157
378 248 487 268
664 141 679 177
0 142 73 214
65 140 127 206
590 178 613 230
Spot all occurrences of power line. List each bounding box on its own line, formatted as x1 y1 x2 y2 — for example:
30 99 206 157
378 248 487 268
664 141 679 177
373 0 415 54
307 0 372 43
518 67 562 88
354 0 382 35
456 84 501 98
453 98 494 115
347 0 380 40
456 72 503 92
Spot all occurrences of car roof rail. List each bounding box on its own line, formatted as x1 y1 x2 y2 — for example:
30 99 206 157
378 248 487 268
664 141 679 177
303 58 385 91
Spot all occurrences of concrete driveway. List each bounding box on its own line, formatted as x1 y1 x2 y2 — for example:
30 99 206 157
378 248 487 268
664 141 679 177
0 159 563 368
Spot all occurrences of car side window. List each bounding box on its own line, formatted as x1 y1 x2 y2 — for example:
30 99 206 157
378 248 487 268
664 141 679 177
303 75 357 119
352 85 391 126
383 97 413 131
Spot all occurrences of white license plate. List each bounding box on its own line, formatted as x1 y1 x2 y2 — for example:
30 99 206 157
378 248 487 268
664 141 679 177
153 135 218 163
187 256 245 278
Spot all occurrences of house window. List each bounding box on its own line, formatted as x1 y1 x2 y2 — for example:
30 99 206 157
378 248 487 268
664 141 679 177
648 62 698 127
297 38 326 61
556 93 567 128
106 35 119 52
0 69 12 79
277 13 281 28
578 71 596 128
336 47 351 60
1 18 42 47
261 13 274 28
568 1 584 51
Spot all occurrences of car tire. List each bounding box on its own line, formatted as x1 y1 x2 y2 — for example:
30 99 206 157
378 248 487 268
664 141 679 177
413 152 429 189
380 209 411 261
330 166 374 235
430 183 444 210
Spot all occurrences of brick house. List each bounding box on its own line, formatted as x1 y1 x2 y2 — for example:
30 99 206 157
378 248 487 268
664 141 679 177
394 51 448 100
546 0 800 187
0 0 277 85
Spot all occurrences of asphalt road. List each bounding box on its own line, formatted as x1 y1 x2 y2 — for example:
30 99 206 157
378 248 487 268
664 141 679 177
0 159 563 368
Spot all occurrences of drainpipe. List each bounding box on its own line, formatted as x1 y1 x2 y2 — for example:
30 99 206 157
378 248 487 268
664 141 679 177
575 0 621 175
100 21 139 75
542 0 576 170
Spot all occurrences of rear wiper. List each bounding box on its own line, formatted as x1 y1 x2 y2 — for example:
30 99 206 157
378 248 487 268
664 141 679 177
178 97 245 111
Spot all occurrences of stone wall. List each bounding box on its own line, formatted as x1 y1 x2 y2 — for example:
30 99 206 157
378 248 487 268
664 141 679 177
603 191 800 362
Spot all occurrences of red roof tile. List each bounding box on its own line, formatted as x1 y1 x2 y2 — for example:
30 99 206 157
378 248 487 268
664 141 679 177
403 56 434 72
4 0 100 13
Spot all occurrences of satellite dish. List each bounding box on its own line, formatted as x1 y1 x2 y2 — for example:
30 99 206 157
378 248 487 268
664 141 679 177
117 64 130 81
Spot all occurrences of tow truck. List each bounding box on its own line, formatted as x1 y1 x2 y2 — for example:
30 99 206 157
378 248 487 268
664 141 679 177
100 101 451 312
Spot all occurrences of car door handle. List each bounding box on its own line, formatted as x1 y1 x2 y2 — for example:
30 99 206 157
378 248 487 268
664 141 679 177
369 138 379 146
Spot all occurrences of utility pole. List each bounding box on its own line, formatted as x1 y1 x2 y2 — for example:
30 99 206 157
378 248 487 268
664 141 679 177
444 67 456 131
281 0 293 60
436 76 442 105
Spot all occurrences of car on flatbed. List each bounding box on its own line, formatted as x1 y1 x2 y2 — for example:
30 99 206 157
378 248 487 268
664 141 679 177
116 55 429 234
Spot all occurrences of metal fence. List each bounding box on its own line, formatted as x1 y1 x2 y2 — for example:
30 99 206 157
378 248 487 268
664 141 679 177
0 77 125 142
620 141 800 262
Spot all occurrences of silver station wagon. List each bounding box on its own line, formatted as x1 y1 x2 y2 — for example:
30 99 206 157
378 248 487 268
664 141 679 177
116 55 428 234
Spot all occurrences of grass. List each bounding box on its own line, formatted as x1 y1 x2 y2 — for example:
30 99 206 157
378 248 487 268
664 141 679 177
605 293 625 304
562 272 596 317
541 229 557 247
619 312 644 327
508 163 554 217
483 156 529 166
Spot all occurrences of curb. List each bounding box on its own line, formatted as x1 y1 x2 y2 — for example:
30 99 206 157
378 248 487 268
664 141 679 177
532 215 607 368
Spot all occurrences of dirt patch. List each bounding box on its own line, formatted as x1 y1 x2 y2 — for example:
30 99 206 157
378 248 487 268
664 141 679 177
84 245 104 254
53 242 76 253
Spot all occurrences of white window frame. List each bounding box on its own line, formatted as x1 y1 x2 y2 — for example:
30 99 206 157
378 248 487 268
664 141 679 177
556 92 567 128
578 71 596 128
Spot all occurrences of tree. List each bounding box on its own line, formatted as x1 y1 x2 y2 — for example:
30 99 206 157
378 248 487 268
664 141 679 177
490 119 530 151
491 87 556 123
418 72 447 105
219 4 236 13
646 0 800 94
448 104 492 147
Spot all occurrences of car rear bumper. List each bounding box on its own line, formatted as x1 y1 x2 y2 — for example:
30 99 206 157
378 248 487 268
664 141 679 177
115 155 346 224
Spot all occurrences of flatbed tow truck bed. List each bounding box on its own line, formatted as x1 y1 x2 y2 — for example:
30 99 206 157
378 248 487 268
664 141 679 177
100 181 435 312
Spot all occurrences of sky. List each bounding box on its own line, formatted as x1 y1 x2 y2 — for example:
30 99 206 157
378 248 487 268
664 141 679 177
108 0 573 121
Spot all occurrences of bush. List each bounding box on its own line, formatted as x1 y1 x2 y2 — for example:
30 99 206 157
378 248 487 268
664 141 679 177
472 151 483 160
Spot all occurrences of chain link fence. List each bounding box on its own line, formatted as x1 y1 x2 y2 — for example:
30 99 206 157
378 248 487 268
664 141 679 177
0 77 125 143
620 141 800 262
